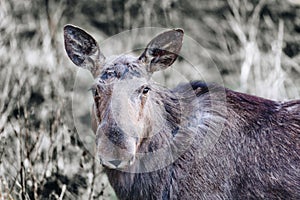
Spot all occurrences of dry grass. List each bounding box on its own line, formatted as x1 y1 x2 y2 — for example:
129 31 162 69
0 0 299 199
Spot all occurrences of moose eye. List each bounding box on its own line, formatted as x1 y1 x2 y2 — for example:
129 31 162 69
101 70 117 80
142 86 150 94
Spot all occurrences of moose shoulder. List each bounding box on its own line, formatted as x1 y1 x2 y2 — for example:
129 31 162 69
64 25 300 200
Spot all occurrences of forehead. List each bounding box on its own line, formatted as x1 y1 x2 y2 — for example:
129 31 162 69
97 55 148 84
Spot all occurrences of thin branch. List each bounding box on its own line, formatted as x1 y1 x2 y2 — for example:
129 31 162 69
88 156 96 200
59 184 66 200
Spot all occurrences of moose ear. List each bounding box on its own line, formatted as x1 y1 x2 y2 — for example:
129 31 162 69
139 29 184 73
64 24 105 77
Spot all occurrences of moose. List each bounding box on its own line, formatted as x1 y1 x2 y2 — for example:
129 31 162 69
64 25 300 200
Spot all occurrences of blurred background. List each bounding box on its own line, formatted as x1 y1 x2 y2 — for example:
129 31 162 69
0 0 299 199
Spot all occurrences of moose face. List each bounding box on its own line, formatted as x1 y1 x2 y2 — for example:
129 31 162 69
64 25 183 169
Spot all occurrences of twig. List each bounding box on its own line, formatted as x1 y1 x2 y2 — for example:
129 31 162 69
59 184 66 200
275 19 284 73
88 156 96 200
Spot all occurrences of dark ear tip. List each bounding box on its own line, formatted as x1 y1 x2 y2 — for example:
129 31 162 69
64 24 73 31
173 28 184 40
63 24 80 35
174 28 184 34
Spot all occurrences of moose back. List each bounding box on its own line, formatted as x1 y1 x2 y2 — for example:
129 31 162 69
64 25 300 200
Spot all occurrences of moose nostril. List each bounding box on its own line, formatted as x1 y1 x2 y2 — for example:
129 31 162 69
129 156 135 165
108 159 122 167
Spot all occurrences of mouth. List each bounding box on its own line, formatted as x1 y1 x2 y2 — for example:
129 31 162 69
99 156 135 169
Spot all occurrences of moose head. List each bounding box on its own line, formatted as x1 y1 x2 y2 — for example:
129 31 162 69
64 25 184 170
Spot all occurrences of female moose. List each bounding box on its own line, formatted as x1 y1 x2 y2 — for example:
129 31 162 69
64 25 300 200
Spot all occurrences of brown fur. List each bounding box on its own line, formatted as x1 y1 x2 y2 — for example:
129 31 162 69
64 25 300 200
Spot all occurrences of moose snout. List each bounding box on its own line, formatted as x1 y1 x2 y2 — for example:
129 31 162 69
96 123 137 169
100 156 136 169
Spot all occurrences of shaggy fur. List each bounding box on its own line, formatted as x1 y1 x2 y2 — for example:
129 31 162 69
105 81 300 200
63 25 300 200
